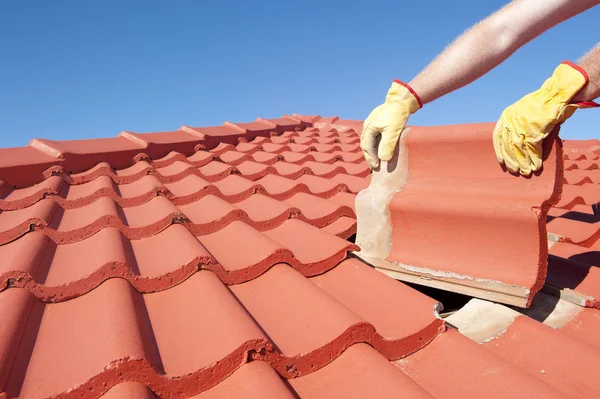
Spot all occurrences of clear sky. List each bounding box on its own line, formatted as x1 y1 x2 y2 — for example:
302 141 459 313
1 1 599 149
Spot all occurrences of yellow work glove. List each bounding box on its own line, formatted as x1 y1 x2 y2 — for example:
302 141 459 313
361 79 422 169
493 61 599 176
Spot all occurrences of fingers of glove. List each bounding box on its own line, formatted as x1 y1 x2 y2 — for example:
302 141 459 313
500 125 522 175
492 119 506 165
520 124 549 174
499 113 540 176
525 127 548 173
360 107 382 169
362 147 380 170
514 133 534 176
360 124 381 169
501 123 550 176
378 124 405 162
525 139 544 173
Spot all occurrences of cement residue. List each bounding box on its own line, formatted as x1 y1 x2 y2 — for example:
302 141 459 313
446 299 520 343
392 261 529 292
354 189 395 257
355 130 409 259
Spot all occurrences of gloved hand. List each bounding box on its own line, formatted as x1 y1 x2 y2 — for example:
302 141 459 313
493 61 599 176
361 79 422 169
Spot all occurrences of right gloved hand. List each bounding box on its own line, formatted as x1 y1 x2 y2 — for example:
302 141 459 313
360 79 422 169
493 61 599 176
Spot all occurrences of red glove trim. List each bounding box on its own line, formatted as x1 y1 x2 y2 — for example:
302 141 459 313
561 60 590 84
571 100 600 108
393 79 423 109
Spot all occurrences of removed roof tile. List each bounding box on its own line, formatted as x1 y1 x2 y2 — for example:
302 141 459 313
355 124 563 307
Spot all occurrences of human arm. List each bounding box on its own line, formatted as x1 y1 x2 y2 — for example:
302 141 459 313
409 0 600 104
573 43 600 102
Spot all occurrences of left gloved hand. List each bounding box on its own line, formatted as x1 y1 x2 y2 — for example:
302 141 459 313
361 79 422 170
493 61 599 176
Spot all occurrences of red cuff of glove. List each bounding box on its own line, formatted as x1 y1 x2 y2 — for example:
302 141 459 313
393 79 423 109
561 61 600 108
562 60 589 83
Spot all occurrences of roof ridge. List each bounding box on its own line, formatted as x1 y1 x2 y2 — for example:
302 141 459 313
0 114 362 188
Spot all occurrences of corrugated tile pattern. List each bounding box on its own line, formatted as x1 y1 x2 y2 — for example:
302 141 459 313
2 113 600 399
0 259 444 398
0 118 370 301
0 115 449 399
545 138 600 309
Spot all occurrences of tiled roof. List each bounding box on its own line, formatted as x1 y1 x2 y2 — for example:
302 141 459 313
546 138 600 309
0 115 599 398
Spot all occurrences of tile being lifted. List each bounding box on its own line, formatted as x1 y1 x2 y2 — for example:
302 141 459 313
354 123 563 308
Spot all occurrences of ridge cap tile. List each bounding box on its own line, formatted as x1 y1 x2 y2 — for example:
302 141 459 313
355 123 563 307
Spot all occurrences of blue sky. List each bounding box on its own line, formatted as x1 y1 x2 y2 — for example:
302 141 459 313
1 1 598 148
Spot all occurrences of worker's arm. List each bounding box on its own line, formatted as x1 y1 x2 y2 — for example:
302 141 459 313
410 0 600 104
361 0 600 170
573 43 600 102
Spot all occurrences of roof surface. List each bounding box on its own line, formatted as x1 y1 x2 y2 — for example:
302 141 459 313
0 115 599 398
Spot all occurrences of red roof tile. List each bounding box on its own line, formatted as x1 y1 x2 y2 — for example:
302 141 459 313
1 114 600 398
396 329 567 398
0 259 444 397
355 124 562 307
555 183 600 209
482 314 600 397
560 307 600 349
564 168 600 184
445 297 600 398
0 147 61 188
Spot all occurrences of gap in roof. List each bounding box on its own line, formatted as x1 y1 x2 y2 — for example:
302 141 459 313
403 282 473 316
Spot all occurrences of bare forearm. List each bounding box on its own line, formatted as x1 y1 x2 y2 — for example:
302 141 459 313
408 0 600 105
573 43 600 102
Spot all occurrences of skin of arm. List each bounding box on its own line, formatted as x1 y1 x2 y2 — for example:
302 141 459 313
573 43 600 101
408 0 600 105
